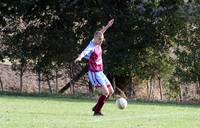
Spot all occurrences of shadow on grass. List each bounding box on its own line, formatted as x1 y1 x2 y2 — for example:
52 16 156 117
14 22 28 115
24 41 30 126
0 91 97 103
0 91 200 108
127 99 200 108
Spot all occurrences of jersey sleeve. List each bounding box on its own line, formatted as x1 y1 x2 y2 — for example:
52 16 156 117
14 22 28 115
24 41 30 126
79 41 95 60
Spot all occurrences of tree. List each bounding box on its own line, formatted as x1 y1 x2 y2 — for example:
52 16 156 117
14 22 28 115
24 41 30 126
173 3 200 99
2 0 199 101
1 0 81 93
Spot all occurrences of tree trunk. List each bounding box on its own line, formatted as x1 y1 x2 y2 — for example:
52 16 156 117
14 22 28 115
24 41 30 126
112 76 116 98
158 77 163 101
0 77 3 92
127 77 134 98
70 64 75 95
55 69 58 94
179 84 183 103
196 76 200 99
115 87 127 99
112 76 116 92
20 69 23 93
38 72 41 94
46 75 53 94
148 78 153 100
88 82 94 94
146 80 149 99
58 65 87 93
198 77 200 99
150 79 153 100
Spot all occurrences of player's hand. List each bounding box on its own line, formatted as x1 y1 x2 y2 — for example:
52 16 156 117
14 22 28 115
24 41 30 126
74 57 82 63
107 19 114 27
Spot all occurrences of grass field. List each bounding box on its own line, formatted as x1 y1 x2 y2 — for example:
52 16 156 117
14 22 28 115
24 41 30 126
0 95 200 128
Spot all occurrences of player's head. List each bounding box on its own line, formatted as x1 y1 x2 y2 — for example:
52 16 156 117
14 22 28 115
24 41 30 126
94 31 104 45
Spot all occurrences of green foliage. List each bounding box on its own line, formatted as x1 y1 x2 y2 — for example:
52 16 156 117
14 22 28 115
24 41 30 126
105 0 176 80
173 3 200 84
1 0 200 98
165 77 181 100
1 0 81 75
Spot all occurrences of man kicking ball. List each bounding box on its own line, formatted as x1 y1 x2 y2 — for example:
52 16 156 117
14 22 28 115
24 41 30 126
75 19 114 116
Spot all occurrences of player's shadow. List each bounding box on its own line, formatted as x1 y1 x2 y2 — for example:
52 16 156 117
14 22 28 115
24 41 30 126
127 99 200 108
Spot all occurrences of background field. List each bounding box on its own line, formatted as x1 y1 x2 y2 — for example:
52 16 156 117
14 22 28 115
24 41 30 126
0 95 200 128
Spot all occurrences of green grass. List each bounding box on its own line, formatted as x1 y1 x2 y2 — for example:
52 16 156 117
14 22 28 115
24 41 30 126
0 95 200 128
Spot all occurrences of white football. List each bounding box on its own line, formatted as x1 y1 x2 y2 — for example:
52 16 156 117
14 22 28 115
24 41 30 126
116 97 128 109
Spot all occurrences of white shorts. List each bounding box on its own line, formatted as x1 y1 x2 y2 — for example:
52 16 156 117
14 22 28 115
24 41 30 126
88 71 111 87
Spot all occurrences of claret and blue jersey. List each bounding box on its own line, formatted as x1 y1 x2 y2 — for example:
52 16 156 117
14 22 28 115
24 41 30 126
80 39 111 87
80 39 103 72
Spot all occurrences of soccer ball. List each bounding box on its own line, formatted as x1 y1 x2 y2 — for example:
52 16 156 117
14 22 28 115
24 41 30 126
116 97 128 109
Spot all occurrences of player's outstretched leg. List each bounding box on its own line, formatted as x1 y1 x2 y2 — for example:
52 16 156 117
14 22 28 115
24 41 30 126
92 84 113 112
93 86 109 116
93 95 106 116
93 85 114 116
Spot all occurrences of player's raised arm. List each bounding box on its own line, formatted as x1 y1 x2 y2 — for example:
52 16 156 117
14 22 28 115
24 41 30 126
74 50 87 63
74 42 94 63
100 19 114 34
74 55 82 63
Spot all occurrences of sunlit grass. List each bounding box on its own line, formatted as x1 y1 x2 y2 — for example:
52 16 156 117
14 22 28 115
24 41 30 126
0 95 200 128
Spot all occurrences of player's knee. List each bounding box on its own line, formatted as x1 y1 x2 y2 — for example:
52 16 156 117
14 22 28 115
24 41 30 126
103 90 109 96
108 85 114 95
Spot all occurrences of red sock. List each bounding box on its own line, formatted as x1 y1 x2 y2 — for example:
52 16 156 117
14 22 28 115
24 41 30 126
95 95 107 113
